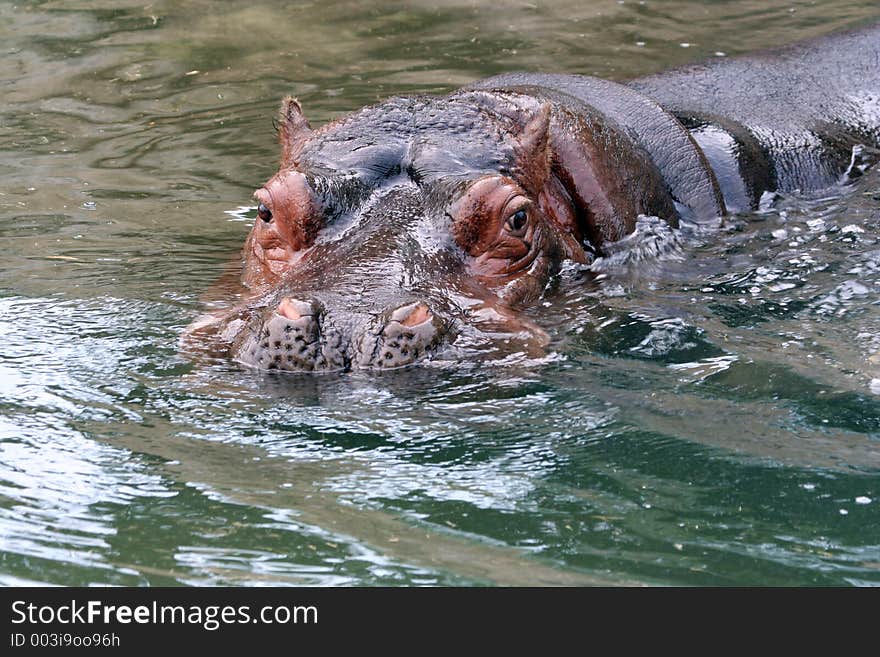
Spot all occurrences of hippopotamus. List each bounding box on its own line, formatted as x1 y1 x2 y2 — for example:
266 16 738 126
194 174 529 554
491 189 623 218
187 23 880 372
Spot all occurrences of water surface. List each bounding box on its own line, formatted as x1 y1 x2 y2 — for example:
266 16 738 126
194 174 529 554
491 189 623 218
2 0 880 586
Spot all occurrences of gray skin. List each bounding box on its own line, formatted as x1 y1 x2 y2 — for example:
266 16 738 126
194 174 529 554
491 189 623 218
190 23 880 372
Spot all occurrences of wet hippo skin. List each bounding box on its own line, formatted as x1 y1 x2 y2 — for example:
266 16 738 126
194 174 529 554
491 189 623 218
186 23 880 372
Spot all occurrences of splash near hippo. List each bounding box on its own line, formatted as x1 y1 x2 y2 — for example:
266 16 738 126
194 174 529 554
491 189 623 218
187 24 880 372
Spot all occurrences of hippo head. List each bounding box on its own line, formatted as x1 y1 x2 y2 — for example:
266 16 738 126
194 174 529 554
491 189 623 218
188 88 677 372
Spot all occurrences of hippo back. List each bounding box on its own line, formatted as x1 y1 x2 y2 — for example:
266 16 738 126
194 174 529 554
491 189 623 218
629 22 880 197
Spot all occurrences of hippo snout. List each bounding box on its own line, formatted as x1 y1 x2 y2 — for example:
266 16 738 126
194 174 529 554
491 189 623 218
356 301 444 369
236 297 347 372
235 298 447 372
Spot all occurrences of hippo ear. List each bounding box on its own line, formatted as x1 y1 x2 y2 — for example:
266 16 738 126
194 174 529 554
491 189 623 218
514 103 552 195
278 96 312 165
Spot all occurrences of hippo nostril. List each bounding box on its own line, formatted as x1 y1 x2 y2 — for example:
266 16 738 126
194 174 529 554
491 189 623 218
277 297 315 321
390 301 433 327
235 297 350 372
356 301 444 370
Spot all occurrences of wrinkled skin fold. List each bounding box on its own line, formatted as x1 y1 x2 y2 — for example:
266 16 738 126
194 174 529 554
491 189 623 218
185 23 880 372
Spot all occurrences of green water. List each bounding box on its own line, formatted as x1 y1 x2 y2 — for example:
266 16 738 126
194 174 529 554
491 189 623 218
1 0 879 586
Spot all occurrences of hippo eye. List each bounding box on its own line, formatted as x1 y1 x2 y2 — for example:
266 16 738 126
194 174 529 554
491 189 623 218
505 208 528 234
257 203 273 223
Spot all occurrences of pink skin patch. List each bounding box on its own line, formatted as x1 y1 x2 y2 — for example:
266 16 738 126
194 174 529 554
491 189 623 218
277 297 313 321
390 302 433 327
401 303 432 327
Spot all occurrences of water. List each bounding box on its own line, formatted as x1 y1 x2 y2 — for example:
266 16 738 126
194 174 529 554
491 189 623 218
2 0 879 586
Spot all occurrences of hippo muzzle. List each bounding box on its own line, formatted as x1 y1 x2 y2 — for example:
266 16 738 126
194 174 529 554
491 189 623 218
226 183 457 372
235 297 446 372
